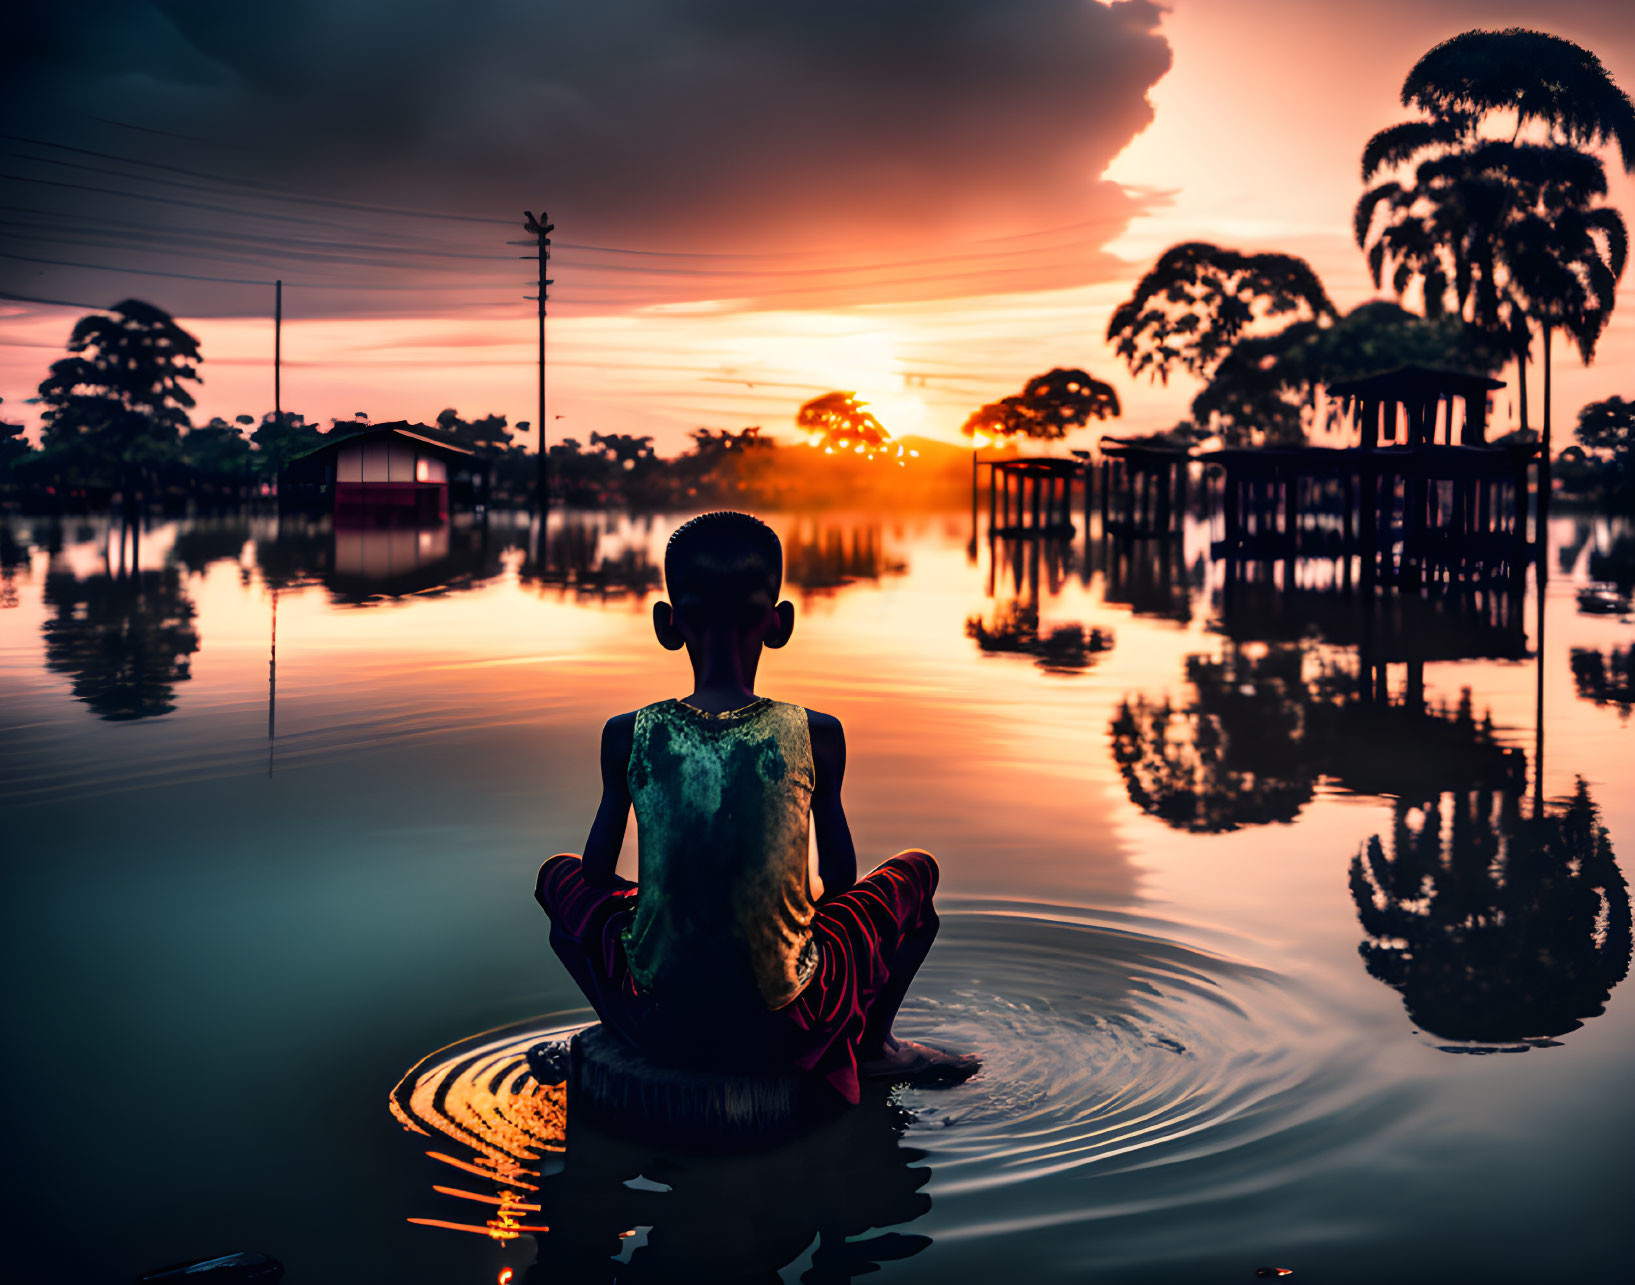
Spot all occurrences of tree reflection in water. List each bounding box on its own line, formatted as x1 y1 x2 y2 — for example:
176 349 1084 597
1111 629 1526 833
1110 643 1314 831
966 602 1113 674
521 519 662 601
170 517 251 579
525 1091 931 1285
0 523 31 609
783 520 904 593
41 562 199 719
1350 780 1632 1049
1571 645 1634 720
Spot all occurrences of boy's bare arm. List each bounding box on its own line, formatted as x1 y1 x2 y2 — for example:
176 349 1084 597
581 712 636 888
808 709 858 895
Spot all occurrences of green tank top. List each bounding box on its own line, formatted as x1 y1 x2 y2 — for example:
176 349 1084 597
623 697 820 1011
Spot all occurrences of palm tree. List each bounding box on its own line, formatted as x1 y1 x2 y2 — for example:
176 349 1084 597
1501 193 1628 472
1358 29 1634 449
1402 29 1635 172
1356 140 1618 439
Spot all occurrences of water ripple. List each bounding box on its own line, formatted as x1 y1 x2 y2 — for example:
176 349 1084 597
390 899 1408 1276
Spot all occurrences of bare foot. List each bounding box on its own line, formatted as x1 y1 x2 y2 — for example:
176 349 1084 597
859 1038 980 1086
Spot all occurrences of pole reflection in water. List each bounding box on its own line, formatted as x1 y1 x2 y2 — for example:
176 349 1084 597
970 533 1110 673
389 1020 932 1283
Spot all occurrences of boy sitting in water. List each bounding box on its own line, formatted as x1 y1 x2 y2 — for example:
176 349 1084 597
536 511 976 1102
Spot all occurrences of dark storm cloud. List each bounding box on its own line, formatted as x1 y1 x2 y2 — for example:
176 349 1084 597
0 1 1171 315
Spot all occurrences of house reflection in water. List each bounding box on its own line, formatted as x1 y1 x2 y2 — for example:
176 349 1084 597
254 515 502 605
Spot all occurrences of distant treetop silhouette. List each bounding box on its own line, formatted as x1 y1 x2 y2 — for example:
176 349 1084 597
960 367 1119 449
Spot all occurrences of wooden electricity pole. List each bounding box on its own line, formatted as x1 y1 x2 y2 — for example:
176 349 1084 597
274 279 282 423
522 211 554 514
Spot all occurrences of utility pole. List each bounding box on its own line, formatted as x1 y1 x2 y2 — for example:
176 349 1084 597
521 211 554 515
274 279 282 423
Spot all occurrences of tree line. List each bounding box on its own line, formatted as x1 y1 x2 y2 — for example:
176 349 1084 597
2 29 1631 513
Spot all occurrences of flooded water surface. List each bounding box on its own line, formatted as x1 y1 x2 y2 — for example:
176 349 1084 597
2 508 1631 1282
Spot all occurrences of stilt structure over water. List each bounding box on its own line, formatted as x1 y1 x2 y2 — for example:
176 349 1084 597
988 457 1079 536
1094 437 1191 539
1205 365 1533 594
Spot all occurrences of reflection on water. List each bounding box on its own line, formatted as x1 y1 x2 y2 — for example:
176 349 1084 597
1 523 31 608
1 506 1631 1282
1351 780 1632 1050
169 518 251 579
1111 643 1315 831
41 562 200 720
528 1081 929 1284
965 602 1112 673
1091 531 1201 624
251 513 512 602
972 535 1110 673
784 519 906 593
1111 526 1543 835
389 1022 567 1241
392 904 1371 1282
521 518 663 601
1572 645 1634 720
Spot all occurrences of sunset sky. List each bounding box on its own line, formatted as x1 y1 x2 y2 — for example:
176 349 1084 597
2 0 1631 453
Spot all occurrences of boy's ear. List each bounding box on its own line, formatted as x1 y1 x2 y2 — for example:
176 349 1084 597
765 599 796 649
652 600 686 651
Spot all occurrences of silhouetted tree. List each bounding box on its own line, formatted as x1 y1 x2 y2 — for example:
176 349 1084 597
182 418 255 497
1195 300 1507 439
676 426 774 501
1399 29 1635 170
1107 244 1335 446
41 563 200 720
432 407 514 456
796 392 892 456
963 368 1120 445
1107 243 1337 383
1572 395 1635 499
0 398 31 487
1358 29 1632 458
35 300 202 511
250 411 322 481
1350 779 1631 1046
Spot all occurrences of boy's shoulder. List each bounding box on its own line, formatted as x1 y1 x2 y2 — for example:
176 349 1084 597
803 707 845 772
802 706 843 736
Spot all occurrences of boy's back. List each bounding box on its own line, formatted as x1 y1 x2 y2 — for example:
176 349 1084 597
622 696 818 1013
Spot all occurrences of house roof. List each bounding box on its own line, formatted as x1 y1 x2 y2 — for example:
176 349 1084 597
1327 364 1506 400
290 422 478 465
